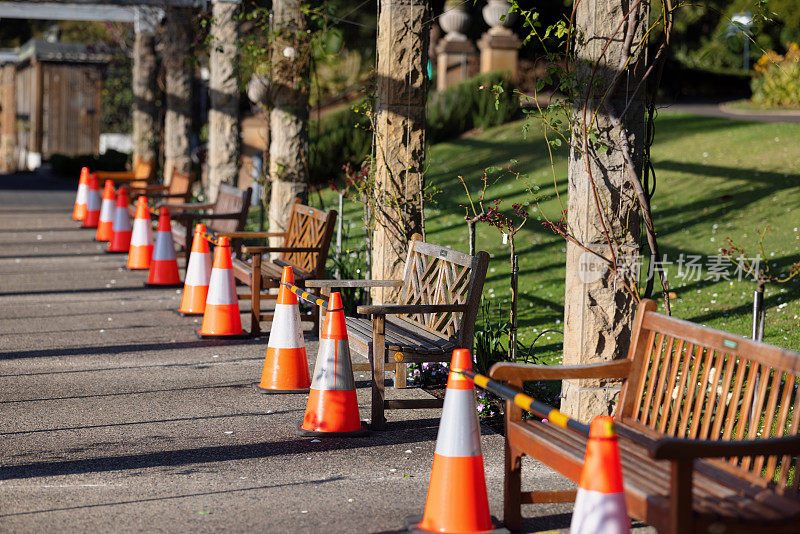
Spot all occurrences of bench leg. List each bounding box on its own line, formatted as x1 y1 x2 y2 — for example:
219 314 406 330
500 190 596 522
669 459 693 534
250 254 261 336
370 315 386 430
394 363 407 389
504 441 523 532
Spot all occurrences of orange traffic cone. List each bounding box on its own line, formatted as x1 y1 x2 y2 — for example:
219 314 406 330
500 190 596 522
145 207 181 287
253 266 310 393
199 236 245 337
95 180 116 241
81 173 101 228
178 223 212 315
569 416 629 534
106 186 132 253
72 167 89 221
408 348 500 534
126 196 153 269
299 292 366 436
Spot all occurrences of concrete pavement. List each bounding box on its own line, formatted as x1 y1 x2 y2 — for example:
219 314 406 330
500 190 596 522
0 171 580 533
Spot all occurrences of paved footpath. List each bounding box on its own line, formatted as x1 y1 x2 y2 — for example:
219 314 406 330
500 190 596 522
0 171 576 533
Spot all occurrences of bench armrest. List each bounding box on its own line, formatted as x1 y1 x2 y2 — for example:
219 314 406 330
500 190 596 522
489 360 632 382
130 185 169 193
219 231 286 239
305 279 402 289
95 170 135 180
358 303 467 315
649 435 800 460
242 246 321 254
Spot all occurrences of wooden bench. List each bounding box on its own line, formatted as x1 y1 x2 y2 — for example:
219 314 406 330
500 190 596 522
128 169 195 217
95 156 155 188
168 184 252 257
307 235 490 430
226 200 336 337
490 299 800 533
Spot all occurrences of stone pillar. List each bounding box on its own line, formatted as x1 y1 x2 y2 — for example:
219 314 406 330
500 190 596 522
371 0 430 303
0 63 16 173
162 7 193 184
133 8 159 167
267 0 310 247
477 0 520 77
560 0 648 421
207 0 240 201
436 1 477 91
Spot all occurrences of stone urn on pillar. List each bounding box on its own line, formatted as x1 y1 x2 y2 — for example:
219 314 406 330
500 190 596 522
436 0 478 91
478 0 520 77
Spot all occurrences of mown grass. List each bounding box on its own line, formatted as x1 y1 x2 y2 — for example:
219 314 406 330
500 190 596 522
284 111 800 364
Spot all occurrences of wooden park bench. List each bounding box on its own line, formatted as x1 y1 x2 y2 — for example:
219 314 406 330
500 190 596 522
168 184 252 257
128 169 195 217
307 235 490 430
95 156 155 188
227 200 336 337
490 299 800 533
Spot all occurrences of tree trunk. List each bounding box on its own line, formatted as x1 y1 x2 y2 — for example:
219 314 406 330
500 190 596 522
371 0 430 303
0 64 16 173
561 0 648 421
132 26 158 167
207 1 240 201
162 7 193 184
267 0 310 249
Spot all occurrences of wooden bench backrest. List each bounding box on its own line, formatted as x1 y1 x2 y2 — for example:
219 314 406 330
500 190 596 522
280 200 337 277
207 184 252 234
168 169 193 195
134 156 154 181
397 236 490 347
619 299 800 491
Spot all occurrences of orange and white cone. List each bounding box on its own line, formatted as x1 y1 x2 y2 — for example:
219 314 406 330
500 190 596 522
72 167 89 221
299 292 366 436
81 173 101 228
106 186 132 253
569 416 629 534
95 180 116 241
409 348 498 534
253 266 310 393
145 207 182 287
178 223 212 315
199 236 245 337
126 196 153 270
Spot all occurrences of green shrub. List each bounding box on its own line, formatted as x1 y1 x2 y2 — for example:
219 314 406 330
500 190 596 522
751 43 800 108
309 72 519 183
427 70 519 144
50 150 129 179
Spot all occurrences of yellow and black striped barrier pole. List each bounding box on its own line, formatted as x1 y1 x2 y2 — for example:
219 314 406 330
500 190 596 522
279 282 330 310
454 368 591 437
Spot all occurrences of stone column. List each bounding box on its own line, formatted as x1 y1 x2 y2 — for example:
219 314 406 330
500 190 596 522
162 7 193 184
0 63 16 173
207 0 240 201
132 8 159 167
267 0 310 247
436 1 477 91
371 0 431 302
561 0 648 421
477 0 520 77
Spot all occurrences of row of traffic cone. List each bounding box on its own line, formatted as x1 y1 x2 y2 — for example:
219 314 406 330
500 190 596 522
71 168 628 534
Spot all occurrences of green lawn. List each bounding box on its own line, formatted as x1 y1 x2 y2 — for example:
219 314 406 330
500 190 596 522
302 112 800 363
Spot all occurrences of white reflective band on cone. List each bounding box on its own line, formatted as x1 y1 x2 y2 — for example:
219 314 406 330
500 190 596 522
266 303 304 349
310 338 355 391
99 199 114 221
570 489 629 534
433 388 483 457
152 231 176 260
86 190 100 211
112 208 131 231
206 268 237 305
76 184 87 203
130 218 153 246
184 252 211 285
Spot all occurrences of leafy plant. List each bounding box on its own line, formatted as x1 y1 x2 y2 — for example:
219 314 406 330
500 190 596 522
473 299 510 375
751 42 800 107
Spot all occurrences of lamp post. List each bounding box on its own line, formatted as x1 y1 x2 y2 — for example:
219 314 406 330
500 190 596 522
729 12 753 71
